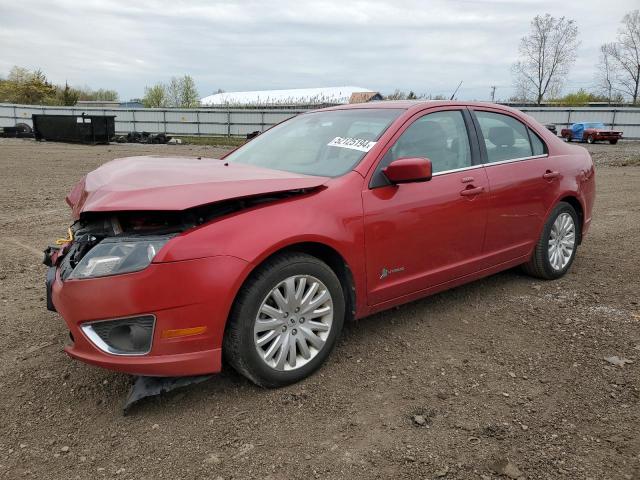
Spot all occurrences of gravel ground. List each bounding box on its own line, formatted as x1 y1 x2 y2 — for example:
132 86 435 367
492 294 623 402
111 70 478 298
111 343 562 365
0 138 638 480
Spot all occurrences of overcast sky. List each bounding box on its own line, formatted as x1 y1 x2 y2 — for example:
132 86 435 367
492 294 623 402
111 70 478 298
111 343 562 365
0 0 637 101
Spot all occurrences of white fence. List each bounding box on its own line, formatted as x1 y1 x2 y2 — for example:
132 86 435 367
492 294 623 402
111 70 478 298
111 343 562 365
1 103 640 139
0 103 310 137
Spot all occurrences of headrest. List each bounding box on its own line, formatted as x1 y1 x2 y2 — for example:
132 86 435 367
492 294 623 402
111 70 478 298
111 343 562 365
488 126 515 147
401 121 447 150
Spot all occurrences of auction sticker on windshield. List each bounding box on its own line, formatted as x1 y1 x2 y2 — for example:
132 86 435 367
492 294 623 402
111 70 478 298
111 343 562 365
327 137 377 152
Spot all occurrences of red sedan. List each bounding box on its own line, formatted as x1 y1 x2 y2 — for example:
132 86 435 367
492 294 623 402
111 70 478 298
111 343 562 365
45 101 595 387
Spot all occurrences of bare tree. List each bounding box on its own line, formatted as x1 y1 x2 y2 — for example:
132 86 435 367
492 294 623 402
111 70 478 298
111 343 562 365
512 14 580 104
166 75 199 107
596 44 616 103
167 77 181 108
385 89 407 100
606 10 640 104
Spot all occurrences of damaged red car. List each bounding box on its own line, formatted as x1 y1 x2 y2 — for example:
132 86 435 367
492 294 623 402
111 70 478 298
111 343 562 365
45 101 596 387
560 122 623 144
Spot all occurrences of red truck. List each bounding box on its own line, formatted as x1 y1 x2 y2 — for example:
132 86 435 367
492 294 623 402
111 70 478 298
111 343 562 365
561 122 623 144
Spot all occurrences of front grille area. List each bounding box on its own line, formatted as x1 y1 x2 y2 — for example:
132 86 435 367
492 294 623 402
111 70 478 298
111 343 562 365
82 315 155 355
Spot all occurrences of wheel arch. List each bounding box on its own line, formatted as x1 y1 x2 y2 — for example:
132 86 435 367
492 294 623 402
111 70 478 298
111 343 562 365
232 241 357 325
557 195 585 244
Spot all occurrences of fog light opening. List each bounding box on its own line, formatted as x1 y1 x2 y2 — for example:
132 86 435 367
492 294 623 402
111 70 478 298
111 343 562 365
81 315 155 356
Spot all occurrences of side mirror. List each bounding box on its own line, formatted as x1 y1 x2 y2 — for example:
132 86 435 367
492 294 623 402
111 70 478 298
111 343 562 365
382 157 432 184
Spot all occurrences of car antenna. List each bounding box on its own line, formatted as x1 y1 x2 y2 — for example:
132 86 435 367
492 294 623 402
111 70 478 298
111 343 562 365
450 81 463 100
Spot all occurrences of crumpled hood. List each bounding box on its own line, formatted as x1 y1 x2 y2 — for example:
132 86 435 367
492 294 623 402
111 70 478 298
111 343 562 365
66 156 328 219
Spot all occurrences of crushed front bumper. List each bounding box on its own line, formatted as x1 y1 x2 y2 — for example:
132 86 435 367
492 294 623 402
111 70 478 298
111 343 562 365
47 255 249 377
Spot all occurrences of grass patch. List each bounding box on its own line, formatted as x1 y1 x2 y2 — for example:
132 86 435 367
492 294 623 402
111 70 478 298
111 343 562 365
174 136 247 147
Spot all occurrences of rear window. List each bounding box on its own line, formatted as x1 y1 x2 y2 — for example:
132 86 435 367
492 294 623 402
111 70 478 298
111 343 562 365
475 111 535 163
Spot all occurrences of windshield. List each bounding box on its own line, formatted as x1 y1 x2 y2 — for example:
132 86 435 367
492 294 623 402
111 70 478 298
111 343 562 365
224 108 403 177
583 122 605 129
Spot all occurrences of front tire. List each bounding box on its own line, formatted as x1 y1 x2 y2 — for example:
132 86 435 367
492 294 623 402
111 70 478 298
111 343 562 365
523 202 580 280
223 253 345 388
609 139 618 145
587 135 595 144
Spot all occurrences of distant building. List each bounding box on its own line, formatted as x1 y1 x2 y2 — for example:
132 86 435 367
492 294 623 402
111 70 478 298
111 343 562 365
74 100 144 109
119 100 144 109
75 100 120 109
200 86 382 107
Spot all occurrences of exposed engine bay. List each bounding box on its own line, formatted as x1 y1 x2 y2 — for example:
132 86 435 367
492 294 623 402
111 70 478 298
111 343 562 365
44 189 312 281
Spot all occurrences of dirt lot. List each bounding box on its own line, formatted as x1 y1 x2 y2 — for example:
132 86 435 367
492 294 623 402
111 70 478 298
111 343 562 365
0 138 639 480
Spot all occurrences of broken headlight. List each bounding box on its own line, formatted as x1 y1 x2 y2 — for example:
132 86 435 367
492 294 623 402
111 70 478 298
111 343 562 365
68 237 170 279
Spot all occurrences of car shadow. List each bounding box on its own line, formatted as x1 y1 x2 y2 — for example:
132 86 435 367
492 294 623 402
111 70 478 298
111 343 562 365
120 267 534 415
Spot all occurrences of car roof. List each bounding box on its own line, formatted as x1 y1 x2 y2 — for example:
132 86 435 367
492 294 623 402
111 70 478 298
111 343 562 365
319 100 524 116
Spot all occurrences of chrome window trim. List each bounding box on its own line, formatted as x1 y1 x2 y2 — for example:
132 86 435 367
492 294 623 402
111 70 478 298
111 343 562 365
431 164 483 177
430 154 548 177
80 315 156 356
483 153 548 167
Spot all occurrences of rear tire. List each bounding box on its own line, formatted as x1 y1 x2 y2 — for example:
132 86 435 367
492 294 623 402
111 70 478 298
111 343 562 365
223 253 345 388
522 202 580 280
563 134 571 142
587 135 595 144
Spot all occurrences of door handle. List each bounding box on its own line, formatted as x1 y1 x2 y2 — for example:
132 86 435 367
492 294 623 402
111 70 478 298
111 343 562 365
460 186 484 197
543 170 560 180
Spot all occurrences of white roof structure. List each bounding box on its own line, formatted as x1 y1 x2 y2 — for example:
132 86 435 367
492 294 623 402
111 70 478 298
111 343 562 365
200 86 379 106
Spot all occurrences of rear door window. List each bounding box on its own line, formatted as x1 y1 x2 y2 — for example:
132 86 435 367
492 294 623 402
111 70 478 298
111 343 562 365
475 111 535 163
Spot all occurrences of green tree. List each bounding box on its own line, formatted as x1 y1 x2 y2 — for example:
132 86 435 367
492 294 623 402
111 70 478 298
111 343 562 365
93 88 119 101
0 66 121 105
143 83 168 107
75 87 119 101
548 88 618 106
58 81 79 106
146 75 200 108
179 75 200 108
0 66 57 104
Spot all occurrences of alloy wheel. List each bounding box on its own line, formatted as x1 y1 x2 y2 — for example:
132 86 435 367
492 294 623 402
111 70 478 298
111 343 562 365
548 213 576 271
253 275 334 371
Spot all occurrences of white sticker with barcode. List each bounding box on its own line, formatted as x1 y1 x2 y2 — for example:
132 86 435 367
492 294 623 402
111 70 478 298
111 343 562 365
327 136 376 152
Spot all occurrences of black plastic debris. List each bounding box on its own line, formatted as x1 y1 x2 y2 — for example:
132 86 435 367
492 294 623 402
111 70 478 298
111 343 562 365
32 113 115 144
1 122 34 138
123 374 213 414
116 131 172 144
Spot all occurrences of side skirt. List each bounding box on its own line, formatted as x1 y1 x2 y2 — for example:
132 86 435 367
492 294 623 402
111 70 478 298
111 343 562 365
364 254 530 317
